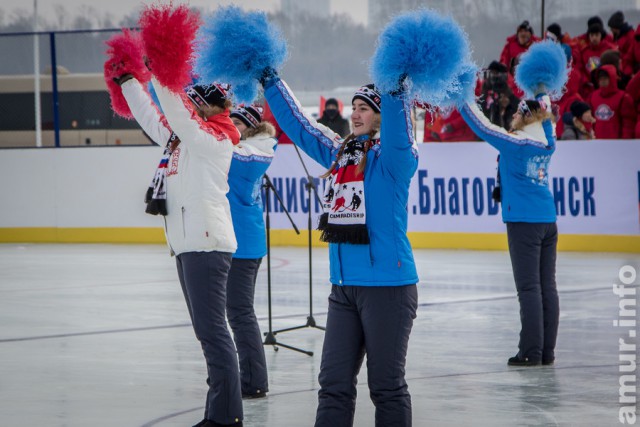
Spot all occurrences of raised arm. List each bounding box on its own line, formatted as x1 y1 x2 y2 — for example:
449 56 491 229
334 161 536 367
151 77 238 154
459 102 522 152
120 78 172 146
378 94 418 182
263 77 341 169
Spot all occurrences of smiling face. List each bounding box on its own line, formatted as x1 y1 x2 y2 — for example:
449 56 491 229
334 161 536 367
351 100 377 136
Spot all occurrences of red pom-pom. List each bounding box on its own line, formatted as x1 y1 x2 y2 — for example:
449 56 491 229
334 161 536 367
103 30 150 118
104 63 133 118
139 4 201 93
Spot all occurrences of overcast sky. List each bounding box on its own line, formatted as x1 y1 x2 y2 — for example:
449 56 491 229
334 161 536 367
1 0 369 26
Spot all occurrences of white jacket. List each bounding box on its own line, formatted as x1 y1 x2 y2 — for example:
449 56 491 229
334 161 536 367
122 78 238 255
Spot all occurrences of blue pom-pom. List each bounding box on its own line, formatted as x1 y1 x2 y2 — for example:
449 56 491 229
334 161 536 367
194 6 287 104
439 63 479 107
515 40 568 99
370 9 475 107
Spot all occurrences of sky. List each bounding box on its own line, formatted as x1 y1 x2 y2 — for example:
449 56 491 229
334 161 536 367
0 0 369 26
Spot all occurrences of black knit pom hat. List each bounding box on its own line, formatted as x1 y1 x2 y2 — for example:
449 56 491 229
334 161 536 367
352 84 381 113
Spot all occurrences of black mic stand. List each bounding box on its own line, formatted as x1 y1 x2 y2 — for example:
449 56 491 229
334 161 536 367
270 144 326 337
261 173 313 356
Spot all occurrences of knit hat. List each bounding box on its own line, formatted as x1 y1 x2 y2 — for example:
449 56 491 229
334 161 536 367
325 98 339 108
517 20 533 34
230 104 263 129
352 84 381 113
587 16 604 28
587 23 605 38
186 83 229 109
546 23 562 41
570 101 591 119
608 11 625 30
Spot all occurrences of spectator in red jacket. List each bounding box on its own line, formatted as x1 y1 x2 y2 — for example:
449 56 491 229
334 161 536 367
624 70 640 138
596 50 629 90
555 62 586 137
499 21 540 75
421 107 477 142
577 23 617 81
589 65 635 139
607 11 635 77
629 25 640 75
575 16 615 51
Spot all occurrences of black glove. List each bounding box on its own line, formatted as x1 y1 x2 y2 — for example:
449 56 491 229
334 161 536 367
258 67 278 87
113 73 134 86
390 73 408 96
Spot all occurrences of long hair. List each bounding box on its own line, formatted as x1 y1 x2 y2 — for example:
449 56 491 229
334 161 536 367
320 114 381 179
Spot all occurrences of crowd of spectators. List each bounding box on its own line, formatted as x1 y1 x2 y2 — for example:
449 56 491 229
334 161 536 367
422 10 640 142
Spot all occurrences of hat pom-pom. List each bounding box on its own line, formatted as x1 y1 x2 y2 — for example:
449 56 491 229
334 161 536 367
370 9 476 107
515 40 568 99
103 29 150 118
194 6 288 104
139 3 201 93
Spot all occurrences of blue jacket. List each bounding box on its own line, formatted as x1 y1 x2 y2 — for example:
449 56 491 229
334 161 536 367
228 134 277 259
459 102 557 223
264 78 419 287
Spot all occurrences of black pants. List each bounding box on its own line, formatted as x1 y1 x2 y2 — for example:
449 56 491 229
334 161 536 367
315 284 418 427
176 251 243 425
226 257 269 395
507 222 559 362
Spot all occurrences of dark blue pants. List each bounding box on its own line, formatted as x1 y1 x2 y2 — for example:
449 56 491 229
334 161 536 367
226 257 269 396
315 284 418 427
507 222 559 363
176 251 243 425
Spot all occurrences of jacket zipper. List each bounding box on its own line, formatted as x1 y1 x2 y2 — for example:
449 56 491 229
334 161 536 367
181 207 186 238
163 216 175 256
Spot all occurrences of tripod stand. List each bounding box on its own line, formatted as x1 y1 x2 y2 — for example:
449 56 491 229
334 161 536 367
270 144 326 335
262 173 314 356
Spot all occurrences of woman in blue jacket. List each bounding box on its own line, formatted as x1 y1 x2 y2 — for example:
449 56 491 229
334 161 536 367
227 104 277 399
459 96 559 367
261 74 419 426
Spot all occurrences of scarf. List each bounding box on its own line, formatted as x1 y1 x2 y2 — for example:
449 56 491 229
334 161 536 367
144 110 239 216
318 135 372 244
144 132 178 216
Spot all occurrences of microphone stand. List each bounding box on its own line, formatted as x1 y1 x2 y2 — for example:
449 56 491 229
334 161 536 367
261 173 313 356
271 144 325 336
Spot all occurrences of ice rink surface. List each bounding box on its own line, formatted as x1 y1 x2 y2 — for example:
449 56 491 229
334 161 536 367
0 243 638 426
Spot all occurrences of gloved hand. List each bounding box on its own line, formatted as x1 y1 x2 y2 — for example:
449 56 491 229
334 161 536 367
390 73 408 96
113 73 134 86
535 93 552 112
258 67 278 87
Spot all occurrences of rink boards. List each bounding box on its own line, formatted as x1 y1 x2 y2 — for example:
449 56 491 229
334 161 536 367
0 140 638 252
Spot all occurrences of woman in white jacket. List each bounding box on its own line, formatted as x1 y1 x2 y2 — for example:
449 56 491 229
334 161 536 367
117 74 244 427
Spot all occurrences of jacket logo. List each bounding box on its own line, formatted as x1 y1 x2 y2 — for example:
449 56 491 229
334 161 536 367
594 104 614 121
167 147 180 177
